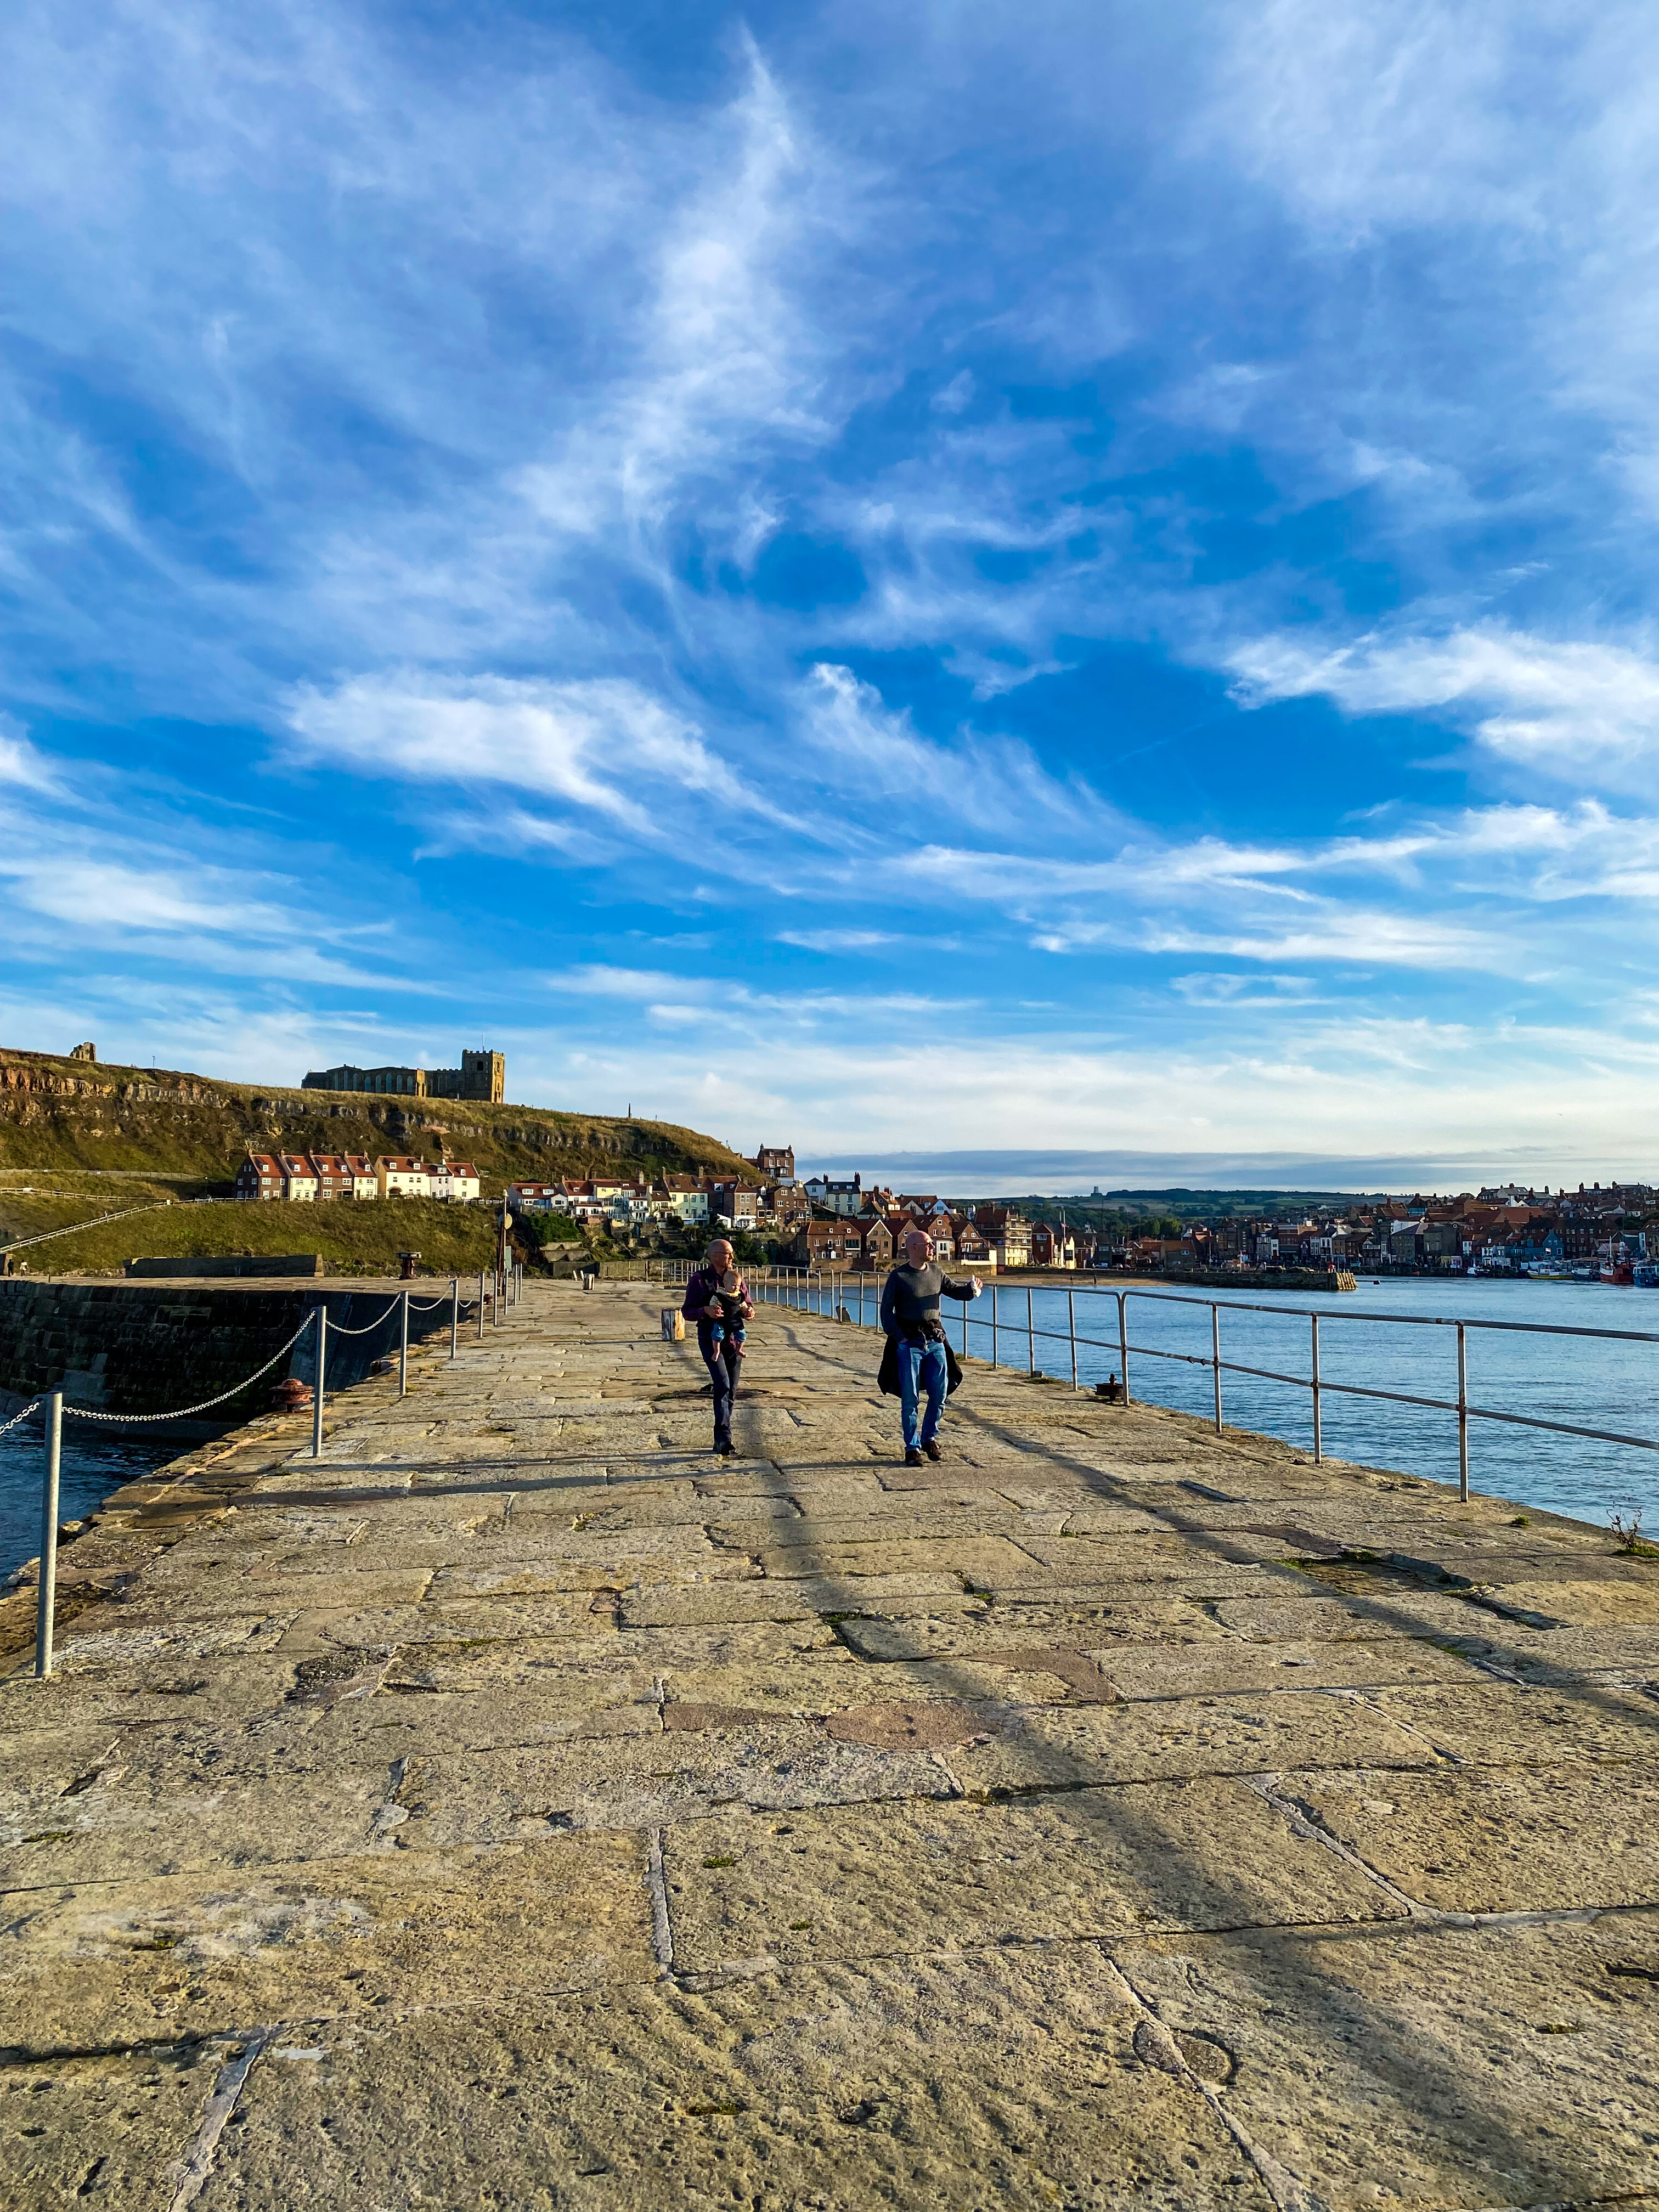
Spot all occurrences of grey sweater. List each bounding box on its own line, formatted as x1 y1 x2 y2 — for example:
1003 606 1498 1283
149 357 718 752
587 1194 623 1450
879 1262 977 1342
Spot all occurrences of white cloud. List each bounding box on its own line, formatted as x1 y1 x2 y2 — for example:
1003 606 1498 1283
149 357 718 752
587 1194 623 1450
1227 626 1659 788
0 715 60 792
286 673 786 838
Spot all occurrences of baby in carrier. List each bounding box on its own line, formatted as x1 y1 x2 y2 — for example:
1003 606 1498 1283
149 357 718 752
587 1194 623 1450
707 1267 748 1357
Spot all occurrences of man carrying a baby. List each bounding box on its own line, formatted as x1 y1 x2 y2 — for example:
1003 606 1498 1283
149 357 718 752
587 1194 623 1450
680 1236 755 1458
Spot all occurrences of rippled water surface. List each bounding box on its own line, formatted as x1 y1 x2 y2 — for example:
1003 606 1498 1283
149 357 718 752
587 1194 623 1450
0 1421 179 1579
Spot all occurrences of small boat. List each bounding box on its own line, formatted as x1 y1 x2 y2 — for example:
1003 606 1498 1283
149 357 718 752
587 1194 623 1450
1633 1260 1659 1289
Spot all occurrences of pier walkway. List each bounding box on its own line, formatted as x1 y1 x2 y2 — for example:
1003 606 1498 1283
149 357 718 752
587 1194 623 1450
3 1281 1658 2208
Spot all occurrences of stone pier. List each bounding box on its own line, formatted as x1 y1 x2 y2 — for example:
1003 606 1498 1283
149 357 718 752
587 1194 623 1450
2 1281 1656 2208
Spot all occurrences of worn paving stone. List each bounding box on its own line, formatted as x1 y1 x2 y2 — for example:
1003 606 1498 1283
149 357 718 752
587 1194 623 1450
1293 1763 1659 1914
3 1279 1655 2208
0 1833 653 2052
665 1779 1404 1974
188 1950 1266 2211
949 1686 1435 1793
0 2041 223 2212
1115 1911 1659 2210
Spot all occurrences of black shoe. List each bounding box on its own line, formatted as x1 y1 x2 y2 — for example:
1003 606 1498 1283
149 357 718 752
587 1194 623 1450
715 1438 736 1457
905 1447 924 1466
923 1438 941 1462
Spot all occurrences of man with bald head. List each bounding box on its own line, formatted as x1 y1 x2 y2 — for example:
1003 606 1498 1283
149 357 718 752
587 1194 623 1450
879 1224 982 1466
681 1235 754 1458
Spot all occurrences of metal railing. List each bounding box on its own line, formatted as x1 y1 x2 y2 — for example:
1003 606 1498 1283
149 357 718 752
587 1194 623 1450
15 1274 497 1679
736 1267 1659 1504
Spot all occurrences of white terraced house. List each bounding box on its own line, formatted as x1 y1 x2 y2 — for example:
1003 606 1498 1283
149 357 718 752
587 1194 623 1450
277 1153 319 1202
375 1156 433 1199
662 1177 709 1222
429 1161 481 1202
343 1154 380 1200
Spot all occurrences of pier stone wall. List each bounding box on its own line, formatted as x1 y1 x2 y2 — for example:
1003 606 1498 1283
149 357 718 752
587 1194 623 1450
0 1280 453 1432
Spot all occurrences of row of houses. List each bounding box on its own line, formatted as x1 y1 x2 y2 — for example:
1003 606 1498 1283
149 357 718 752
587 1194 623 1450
1113 1182 1659 1278
510 1171 814 1234
236 1153 481 1204
782 1199 1082 1273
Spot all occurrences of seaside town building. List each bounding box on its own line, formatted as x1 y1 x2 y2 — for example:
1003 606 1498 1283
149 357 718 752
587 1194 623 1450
236 1152 479 1203
803 1172 864 1216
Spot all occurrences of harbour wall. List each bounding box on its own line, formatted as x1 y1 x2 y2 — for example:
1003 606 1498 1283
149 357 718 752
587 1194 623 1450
0 1279 457 1437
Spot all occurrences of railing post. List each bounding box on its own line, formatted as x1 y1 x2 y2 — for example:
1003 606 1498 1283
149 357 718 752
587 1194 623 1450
312 1306 326 1459
1457 1322 1470 1502
1027 1286 1036 1374
34 1389 61 1679
450 1277 459 1360
399 1289 409 1398
1068 1288 1077 1391
1118 1290 1131 1406
1311 1312 1322 1463
478 1268 486 1341
991 1284 1000 1367
1211 1304 1222 1433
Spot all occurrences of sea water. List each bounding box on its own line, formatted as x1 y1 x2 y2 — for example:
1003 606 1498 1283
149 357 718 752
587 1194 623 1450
948 1276 1659 1532
0 1421 180 1581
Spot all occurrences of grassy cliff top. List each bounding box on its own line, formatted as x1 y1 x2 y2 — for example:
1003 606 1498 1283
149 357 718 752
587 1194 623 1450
13 1193 516 1279
0 1046 754 1185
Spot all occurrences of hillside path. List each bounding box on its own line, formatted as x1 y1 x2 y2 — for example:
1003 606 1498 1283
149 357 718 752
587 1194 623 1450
3 1279 1658 2209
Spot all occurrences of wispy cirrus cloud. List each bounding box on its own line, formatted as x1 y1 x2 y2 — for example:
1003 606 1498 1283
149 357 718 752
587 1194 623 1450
1228 627 1659 788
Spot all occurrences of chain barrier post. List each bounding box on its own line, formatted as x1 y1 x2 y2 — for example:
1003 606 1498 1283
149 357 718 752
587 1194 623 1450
450 1277 459 1361
1211 1304 1223 1434
1118 1291 1131 1406
1068 1287 1077 1391
1311 1312 1322 1463
1457 1322 1470 1502
312 1305 326 1459
991 1285 999 1368
34 1389 62 1679
478 1268 486 1341
399 1290 409 1398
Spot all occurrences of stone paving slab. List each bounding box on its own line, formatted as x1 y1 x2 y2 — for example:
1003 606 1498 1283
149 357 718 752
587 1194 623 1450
2 1279 1656 2208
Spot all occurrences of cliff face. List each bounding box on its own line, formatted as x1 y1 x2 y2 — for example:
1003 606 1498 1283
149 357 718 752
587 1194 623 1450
0 1049 752 1184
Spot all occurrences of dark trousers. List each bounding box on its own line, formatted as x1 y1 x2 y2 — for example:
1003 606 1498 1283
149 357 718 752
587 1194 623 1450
697 1325 741 1446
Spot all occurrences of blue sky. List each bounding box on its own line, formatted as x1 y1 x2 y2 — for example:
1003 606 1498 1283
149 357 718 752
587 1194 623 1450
5 1 1659 1189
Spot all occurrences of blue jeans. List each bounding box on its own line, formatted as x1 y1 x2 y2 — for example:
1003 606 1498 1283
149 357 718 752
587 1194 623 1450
898 1336 948 1452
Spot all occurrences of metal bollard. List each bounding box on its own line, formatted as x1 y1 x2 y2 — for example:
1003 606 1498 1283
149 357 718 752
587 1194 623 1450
1068 1288 1077 1391
34 1390 62 1679
399 1289 409 1398
1026 1287 1035 1374
313 1306 326 1459
450 1277 459 1361
478 1268 487 1340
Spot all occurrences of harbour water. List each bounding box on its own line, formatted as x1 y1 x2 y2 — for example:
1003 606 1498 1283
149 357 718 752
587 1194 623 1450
0 1420 178 1581
949 1277 1659 1532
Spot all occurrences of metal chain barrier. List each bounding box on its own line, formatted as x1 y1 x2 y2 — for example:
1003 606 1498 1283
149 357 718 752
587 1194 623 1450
322 1298 403 1338
0 1396 43 1439
61 1316 315 1425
